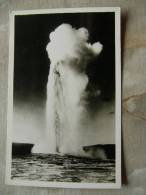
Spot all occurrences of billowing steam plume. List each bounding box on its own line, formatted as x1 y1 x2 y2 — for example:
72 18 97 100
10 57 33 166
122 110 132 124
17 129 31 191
46 24 103 156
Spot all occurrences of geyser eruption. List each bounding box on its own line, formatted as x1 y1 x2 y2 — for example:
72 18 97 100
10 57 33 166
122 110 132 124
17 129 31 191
46 24 103 155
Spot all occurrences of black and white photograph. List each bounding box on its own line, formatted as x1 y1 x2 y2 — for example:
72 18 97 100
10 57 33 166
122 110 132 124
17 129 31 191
6 7 121 189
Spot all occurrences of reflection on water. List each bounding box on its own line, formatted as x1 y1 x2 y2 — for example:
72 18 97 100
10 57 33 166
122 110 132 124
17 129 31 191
11 154 115 183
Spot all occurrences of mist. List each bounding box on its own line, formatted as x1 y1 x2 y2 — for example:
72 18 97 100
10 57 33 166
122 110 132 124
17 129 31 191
45 24 106 156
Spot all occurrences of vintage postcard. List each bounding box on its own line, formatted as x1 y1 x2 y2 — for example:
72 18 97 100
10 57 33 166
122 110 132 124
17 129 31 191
6 7 121 189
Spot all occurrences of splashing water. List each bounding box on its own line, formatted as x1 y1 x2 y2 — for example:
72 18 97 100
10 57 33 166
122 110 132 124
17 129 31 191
46 24 103 155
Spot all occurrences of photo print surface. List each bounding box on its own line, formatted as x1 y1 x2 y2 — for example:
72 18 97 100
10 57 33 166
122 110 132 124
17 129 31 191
6 7 121 189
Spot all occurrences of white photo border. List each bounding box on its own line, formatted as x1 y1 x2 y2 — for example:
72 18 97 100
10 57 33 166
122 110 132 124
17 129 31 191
5 7 121 189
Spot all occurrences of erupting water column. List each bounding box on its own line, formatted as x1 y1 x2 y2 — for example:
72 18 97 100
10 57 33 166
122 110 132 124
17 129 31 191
46 24 103 155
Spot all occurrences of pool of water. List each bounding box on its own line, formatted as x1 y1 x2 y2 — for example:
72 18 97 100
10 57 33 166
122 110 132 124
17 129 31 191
11 153 115 183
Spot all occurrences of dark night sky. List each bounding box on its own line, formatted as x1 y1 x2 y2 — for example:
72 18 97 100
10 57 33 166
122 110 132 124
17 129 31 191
14 12 115 105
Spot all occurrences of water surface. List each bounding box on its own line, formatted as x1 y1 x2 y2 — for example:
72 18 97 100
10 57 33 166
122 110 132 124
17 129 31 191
11 153 115 183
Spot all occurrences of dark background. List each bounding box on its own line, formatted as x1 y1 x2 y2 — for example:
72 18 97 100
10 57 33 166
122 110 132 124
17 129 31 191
14 12 115 105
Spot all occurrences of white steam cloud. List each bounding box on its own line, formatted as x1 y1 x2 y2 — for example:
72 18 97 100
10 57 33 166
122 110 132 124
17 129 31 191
46 24 103 64
45 24 103 156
